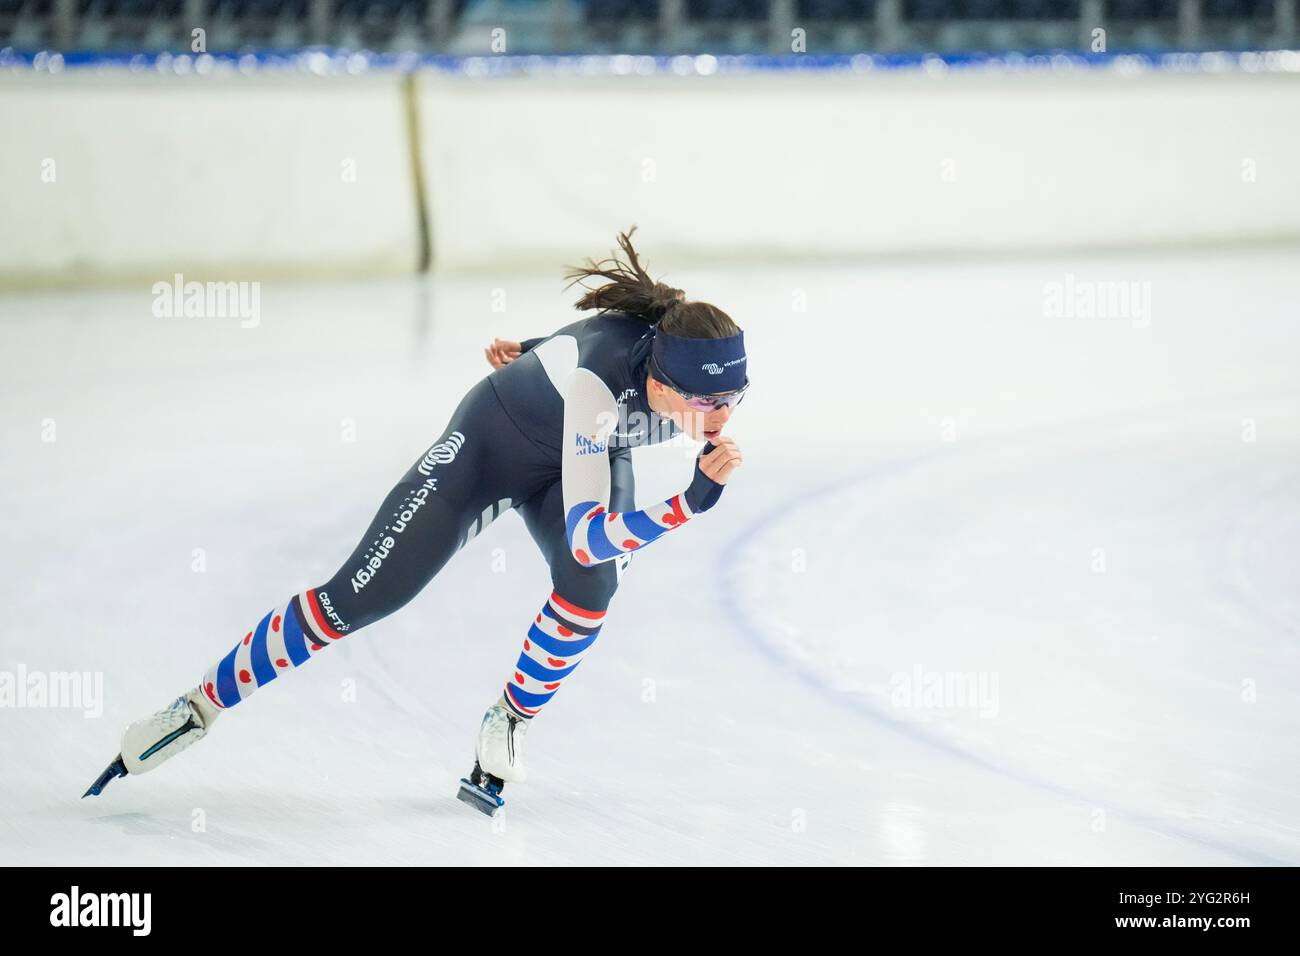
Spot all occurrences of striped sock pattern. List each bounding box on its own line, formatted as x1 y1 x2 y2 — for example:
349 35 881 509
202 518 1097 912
502 591 607 719
199 590 344 711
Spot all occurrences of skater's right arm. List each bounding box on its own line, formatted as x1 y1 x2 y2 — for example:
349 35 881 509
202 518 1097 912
560 368 727 566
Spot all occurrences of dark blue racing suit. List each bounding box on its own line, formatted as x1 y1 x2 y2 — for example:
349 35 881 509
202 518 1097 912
198 311 726 719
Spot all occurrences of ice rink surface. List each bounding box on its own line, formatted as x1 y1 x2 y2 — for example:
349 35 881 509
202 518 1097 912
2 246 1298 865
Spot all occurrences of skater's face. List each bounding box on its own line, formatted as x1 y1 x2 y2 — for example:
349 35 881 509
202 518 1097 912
646 372 739 443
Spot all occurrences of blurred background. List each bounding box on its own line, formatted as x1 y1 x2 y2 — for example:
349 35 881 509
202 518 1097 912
0 0 1296 56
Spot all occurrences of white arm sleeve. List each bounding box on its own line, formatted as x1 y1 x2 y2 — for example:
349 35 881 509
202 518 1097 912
560 368 721 566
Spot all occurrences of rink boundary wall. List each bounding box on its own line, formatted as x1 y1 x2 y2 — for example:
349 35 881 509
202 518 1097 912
2 48 1300 286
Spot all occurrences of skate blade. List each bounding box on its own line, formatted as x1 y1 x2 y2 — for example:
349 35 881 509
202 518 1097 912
82 755 128 798
456 778 505 817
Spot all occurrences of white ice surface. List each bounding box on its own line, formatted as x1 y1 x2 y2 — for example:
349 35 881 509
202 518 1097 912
1 247 1297 865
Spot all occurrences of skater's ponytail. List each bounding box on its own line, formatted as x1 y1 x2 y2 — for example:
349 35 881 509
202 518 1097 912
563 226 740 340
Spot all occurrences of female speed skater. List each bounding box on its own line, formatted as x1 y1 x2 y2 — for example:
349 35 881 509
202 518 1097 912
83 227 748 816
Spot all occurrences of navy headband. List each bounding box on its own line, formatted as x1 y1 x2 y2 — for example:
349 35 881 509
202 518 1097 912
650 327 748 395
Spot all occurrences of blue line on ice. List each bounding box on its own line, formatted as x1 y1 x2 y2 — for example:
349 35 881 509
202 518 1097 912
719 395 1298 866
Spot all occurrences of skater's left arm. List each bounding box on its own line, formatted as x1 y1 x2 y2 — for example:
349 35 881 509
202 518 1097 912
484 336 548 369
560 368 726 566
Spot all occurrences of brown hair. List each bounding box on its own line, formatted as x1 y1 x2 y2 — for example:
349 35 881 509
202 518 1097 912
562 226 740 339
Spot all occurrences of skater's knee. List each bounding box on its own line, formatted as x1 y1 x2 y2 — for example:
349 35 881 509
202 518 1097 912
311 549 420 635
300 585 367 638
551 566 620 617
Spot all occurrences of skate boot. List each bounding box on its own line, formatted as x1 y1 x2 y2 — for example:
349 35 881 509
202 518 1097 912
456 697 531 817
82 687 222 797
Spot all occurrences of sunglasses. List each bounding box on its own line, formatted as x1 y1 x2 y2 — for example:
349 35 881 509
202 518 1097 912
651 355 750 411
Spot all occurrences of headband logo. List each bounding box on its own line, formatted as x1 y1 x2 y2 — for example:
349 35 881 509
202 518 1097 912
701 355 745 375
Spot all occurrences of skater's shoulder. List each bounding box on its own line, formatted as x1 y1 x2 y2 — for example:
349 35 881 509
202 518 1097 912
510 312 652 400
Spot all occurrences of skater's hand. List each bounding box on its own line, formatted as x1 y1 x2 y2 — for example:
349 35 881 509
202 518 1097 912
484 338 523 369
698 436 743 485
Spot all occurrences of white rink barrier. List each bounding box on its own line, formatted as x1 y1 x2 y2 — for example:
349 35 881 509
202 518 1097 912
417 68 1300 272
0 71 418 287
3 56 1299 285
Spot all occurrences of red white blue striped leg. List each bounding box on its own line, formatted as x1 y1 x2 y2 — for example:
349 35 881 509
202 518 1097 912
198 590 344 711
501 591 607 719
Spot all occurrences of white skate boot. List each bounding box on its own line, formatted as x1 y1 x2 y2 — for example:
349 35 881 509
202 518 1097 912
82 687 222 797
456 698 531 817
476 698 530 783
